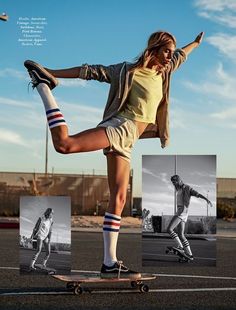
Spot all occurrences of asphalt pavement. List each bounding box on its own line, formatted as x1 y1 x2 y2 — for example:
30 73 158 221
0 229 236 310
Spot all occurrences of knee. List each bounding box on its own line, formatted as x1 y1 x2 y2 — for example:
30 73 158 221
167 227 173 235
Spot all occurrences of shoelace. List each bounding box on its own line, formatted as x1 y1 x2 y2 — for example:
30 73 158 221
28 71 38 89
117 261 127 279
27 71 38 92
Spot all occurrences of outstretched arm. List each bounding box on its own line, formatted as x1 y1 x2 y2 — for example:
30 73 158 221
198 193 213 208
181 32 204 56
45 67 81 79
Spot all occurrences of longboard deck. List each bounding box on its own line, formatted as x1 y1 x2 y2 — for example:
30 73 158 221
53 272 156 294
35 264 56 274
53 273 156 283
166 246 190 262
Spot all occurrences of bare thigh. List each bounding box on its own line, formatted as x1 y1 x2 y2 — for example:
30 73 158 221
51 126 110 154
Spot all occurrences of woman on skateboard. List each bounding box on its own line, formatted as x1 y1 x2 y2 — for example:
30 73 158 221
24 30 204 278
29 208 54 270
167 175 213 260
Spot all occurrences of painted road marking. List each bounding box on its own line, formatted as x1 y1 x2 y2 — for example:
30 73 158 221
1 287 236 296
143 252 216 261
1 266 236 281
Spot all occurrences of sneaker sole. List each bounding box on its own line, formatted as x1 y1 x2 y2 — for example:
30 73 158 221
24 60 58 90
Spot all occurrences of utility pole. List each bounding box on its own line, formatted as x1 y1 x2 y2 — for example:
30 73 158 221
207 190 209 217
45 123 48 176
174 155 177 214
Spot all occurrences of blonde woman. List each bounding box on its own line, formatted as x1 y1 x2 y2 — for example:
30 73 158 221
24 30 204 278
29 208 54 270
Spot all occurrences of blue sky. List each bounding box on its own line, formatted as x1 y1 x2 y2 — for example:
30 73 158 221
0 0 236 196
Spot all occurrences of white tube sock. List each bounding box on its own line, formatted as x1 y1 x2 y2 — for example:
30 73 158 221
36 83 67 129
103 212 121 267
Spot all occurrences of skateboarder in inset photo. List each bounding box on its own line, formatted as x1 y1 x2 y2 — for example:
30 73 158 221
167 175 213 260
29 208 54 271
24 30 204 278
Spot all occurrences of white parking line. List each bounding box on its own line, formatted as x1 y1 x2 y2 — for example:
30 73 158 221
154 273 236 281
1 287 236 296
143 252 216 261
1 266 236 281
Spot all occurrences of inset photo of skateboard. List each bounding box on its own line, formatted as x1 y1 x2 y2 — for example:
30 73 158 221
142 155 217 267
19 196 71 275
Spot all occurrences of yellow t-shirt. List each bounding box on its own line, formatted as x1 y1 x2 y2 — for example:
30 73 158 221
119 67 163 124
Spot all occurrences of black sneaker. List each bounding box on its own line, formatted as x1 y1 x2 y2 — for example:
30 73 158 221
24 60 58 90
185 253 194 261
100 261 141 279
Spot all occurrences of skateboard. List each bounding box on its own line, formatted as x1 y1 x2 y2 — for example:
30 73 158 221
34 264 56 275
165 246 191 263
53 272 156 295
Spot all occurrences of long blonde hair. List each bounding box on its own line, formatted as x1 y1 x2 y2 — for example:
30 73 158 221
134 31 176 69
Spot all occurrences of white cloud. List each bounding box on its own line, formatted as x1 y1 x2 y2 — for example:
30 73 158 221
142 167 159 179
211 106 236 120
206 33 236 63
195 0 236 12
0 68 28 80
194 0 236 28
0 96 32 108
59 79 89 88
0 68 89 88
60 100 103 125
170 108 186 129
20 216 34 225
0 128 28 147
183 62 236 102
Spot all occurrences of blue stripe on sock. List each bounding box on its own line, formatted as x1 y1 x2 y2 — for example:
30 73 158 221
46 108 60 115
104 214 121 222
49 119 66 126
103 227 120 232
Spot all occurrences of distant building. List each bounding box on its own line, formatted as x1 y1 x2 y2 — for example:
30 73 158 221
217 178 236 199
0 171 133 216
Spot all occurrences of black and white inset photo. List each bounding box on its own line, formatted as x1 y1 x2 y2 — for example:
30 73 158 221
20 196 71 275
142 155 216 267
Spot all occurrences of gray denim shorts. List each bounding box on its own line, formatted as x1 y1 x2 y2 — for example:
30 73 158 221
97 116 139 162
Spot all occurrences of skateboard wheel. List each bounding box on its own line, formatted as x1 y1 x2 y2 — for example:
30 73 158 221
74 285 83 295
131 281 138 288
139 284 149 293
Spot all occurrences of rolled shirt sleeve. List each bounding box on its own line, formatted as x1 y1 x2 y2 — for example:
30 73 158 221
170 49 187 72
190 187 200 198
78 63 117 83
